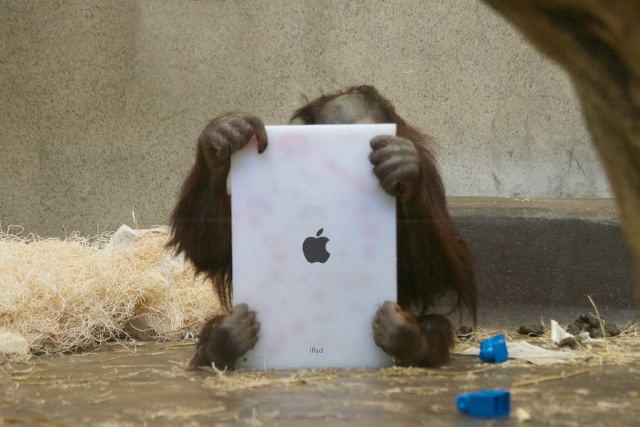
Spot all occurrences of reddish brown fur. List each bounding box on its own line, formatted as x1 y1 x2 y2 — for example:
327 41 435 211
167 129 233 310
168 85 476 367
188 314 225 368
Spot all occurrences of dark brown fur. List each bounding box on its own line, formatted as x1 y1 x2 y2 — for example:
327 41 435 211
168 85 476 368
167 130 233 310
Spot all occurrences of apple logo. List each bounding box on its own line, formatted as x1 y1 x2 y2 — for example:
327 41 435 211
303 228 330 263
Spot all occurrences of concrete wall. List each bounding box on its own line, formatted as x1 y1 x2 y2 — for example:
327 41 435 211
0 0 611 236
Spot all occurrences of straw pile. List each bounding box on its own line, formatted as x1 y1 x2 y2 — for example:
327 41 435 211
0 225 221 358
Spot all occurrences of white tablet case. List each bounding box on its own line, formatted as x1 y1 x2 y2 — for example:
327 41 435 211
230 124 397 370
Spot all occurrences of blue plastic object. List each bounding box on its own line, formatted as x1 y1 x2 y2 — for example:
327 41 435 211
456 389 511 418
479 334 508 363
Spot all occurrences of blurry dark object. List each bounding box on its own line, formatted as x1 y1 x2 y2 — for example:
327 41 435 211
590 323 621 338
483 0 640 298
558 336 578 349
566 323 584 336
575 313 601 330
604 323 621 337
568 313 621 338
517 324 545 337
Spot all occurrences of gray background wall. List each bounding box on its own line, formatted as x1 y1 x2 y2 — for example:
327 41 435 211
1 0 611 237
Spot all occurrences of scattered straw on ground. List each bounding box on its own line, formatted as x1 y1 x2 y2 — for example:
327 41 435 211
456 322 640 366
0 225 221 358
201 369 341 392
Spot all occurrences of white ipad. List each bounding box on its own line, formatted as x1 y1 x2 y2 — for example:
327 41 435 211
230 124 397 370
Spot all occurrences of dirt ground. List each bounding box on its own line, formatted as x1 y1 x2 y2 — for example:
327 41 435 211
1 334 639 427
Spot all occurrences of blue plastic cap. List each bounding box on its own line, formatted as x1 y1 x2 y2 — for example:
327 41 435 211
479 334 508 363
456 389 511 417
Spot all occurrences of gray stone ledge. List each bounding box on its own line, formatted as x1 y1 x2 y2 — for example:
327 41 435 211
449 197 619 224
446 198 636 324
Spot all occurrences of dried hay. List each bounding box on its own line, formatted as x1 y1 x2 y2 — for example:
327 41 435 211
0 329 30 363
0 225 221 358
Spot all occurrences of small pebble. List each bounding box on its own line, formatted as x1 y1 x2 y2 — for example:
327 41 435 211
566 323 585 336
456 326 474 340
575 313 601 329
558 337 578 349
590 328 604 338
571 314 620 338
604 323 621 337
517 324 544 337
